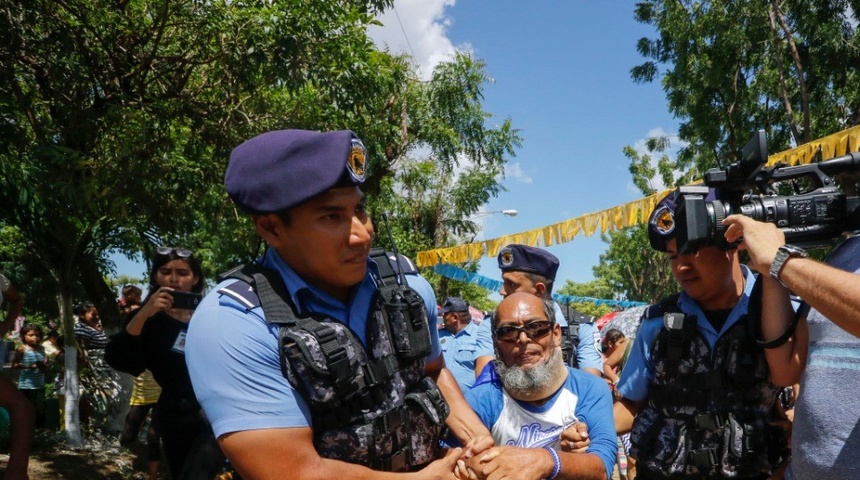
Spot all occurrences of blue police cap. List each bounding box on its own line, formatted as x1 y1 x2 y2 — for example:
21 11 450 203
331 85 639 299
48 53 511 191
225 129 368 213
441 297 469 314
648 188 718 252
497 244 560 281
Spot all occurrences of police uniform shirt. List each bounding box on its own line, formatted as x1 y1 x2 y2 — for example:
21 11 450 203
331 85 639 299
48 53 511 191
616 265 758 401
466 366 618 480
439 320 494 391
185 246 442 439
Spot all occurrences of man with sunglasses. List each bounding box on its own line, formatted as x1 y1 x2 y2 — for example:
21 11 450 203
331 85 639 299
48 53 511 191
612 189 806 480
497 244 603 377
462 292 617 480
185 129 492 480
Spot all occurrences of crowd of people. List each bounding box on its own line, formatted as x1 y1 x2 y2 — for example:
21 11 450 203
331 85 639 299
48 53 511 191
0 127 858 480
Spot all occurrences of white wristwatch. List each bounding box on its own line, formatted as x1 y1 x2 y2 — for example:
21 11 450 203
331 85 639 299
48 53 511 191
769 244 808 287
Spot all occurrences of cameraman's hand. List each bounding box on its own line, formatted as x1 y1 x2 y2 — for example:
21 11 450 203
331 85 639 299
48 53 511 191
723 215 786 275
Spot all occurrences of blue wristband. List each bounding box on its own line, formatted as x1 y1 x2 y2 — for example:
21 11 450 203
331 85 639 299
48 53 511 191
543 446 561 480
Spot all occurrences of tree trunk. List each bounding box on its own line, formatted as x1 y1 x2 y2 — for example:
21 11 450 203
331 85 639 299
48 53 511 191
77 252 121 330
58 292 83 447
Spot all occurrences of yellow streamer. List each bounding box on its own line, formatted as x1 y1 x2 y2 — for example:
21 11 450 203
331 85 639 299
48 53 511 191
416 126 860 267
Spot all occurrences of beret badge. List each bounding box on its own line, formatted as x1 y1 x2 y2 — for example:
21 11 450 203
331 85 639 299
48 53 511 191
347 138 367 182
500 248 514 266
652 205 675 235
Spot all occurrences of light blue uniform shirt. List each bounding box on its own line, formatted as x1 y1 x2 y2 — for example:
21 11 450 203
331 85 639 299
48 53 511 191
439 320 494 391
552 302 603 372
186 247 441 438
617 266 757 402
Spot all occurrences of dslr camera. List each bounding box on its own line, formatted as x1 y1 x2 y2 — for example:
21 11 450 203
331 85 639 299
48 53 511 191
673 130 860 254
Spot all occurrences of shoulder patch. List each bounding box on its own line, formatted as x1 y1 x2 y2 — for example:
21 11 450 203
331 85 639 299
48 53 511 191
218 280 260 309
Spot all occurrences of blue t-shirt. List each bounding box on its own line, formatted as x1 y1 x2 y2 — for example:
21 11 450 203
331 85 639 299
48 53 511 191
186 247 441 438
439 320 494 391
466 366 617 479
617 265 757 402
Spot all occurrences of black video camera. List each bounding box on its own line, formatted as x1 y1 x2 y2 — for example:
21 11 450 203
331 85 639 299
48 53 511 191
673 130 860 254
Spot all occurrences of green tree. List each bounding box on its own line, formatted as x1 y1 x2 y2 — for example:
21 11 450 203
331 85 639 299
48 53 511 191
0 1 519 442
632 0 860 177
594 224 676 305
556 279 617 318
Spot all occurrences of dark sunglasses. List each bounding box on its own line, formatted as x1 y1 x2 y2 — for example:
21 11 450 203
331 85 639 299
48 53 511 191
494 320 554 343
156 246 194 258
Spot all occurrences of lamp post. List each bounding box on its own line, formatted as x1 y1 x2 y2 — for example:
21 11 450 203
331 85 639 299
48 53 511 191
472 209 518 218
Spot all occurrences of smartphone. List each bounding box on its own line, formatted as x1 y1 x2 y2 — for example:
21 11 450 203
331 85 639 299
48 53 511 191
168 291 204 310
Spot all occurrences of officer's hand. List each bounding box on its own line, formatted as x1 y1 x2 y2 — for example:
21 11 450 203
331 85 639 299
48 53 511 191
467 446 554 480
723 215 786 275
461 434 494 460
560 421 590 452
421 447 461 480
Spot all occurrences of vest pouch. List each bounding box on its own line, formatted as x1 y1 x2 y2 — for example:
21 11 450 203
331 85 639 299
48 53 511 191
400 376 450 468
280 324 366 410
720 414 770 477
381 287 431 360
632 410 694 478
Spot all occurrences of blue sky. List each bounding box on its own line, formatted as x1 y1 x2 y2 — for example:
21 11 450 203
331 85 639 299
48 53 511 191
369 1 680 295
114 2 681 300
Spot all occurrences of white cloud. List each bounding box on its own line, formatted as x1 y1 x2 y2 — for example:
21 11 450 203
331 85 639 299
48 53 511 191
505 162 533 184
368 0 462 81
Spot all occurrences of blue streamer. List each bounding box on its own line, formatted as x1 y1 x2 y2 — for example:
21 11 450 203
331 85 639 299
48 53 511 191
432 264 647 308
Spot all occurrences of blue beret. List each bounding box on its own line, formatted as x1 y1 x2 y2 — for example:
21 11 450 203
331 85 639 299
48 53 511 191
441 297 469 314
225 129 368 213
497 244 560 281
648 187 717 252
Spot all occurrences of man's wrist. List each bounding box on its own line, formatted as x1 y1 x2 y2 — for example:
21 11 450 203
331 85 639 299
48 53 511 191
543 446 561 479
769 244 808 287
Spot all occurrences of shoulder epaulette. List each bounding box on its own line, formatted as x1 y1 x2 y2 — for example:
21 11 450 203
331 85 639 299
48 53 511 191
218 279 261 309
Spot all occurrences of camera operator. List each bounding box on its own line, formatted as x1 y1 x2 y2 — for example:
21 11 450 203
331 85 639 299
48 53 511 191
723 214 860 480
612 189 806 480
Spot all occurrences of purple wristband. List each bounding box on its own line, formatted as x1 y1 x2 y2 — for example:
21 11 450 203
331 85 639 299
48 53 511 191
543 446 561 479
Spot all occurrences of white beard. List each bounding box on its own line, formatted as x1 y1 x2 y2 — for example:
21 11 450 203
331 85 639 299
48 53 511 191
495 347 564 398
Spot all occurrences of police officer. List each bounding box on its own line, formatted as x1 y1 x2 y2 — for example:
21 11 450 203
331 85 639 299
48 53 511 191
613 190 807 480
438 297 494 391
497 244 603 376
185 129 492 479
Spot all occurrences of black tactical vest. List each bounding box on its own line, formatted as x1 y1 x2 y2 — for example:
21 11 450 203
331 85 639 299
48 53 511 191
219 253 449 472
630 292 780 479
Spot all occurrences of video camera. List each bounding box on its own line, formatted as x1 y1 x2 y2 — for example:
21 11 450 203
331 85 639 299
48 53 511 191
674 130 860 254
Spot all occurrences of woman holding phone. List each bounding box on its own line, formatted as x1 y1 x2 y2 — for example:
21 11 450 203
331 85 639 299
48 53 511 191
106 247 225 479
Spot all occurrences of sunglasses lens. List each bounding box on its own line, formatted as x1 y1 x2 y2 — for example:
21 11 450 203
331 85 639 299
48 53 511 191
156 246 193 258
494 326 520 342
524 321 552 339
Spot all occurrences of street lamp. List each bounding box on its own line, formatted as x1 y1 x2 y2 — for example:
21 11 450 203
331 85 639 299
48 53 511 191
473 209 518 218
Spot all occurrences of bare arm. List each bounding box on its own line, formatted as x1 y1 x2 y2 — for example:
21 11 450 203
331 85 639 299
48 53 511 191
614 397 642 435
473 355 493 380
219 426 461 480
723 215 809 385
0 282 23 336
0 376 33 480
426 357 493 454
